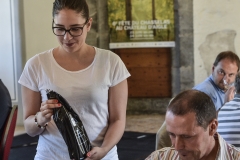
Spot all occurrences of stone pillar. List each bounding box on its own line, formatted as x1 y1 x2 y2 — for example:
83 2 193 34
173 0 194 95
87 0 109 49
97 0 109 49
86 0 98 47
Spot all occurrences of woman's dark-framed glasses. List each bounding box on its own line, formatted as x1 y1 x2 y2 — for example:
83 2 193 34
52 20 88 37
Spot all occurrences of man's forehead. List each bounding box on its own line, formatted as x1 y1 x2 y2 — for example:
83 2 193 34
217 58 238 67
165 111 196 120
166 111 200 134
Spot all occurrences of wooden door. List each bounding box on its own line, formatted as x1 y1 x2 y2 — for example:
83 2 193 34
112 48 171 98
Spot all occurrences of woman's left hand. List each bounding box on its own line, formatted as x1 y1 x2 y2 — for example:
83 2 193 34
85 147 107 160
85 79 128 160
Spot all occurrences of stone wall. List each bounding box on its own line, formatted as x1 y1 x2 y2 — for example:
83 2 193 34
194 0 240 84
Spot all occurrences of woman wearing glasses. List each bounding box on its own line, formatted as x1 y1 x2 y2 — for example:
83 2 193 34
18 0 130 159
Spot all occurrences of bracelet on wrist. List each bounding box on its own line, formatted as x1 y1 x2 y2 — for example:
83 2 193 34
34 112 48 129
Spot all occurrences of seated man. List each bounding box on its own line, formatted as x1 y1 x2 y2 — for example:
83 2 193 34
156 50 240 150
218 72 240 147
146 90 240 160
193 50 239 111
0 79 12 138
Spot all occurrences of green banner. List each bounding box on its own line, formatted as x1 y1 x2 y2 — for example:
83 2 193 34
108 0 175 48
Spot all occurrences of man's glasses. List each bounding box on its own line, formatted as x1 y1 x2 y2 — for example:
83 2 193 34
52 19 89 37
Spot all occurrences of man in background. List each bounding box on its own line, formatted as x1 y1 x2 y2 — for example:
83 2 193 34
193 50 240 111
146 90 240 160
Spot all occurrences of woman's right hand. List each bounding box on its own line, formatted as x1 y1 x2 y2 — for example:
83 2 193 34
36 99 62 126
22 86 62 136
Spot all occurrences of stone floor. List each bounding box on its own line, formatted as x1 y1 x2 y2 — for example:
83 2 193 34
14 114 165 136
125 114 165 133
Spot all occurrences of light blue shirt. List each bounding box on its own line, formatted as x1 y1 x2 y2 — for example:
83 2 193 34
193 75 225 110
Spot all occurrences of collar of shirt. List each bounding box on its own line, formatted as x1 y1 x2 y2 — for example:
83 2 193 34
209 75 225 93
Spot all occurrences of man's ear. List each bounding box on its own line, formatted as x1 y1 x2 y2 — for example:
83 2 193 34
212 65 215 73
209 119 218 136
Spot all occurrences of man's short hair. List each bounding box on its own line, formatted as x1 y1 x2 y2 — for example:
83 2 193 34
213 51 240 71
167 90 216 129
